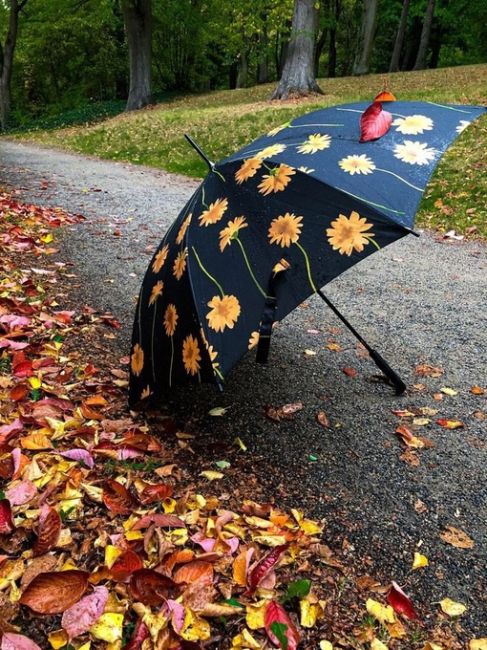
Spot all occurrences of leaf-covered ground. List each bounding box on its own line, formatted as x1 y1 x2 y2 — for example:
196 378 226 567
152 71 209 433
1 194 485 649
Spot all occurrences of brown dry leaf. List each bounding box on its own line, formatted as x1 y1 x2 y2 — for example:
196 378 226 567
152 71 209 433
470 385 485 395
316 411 330 428
342 366 358 378
20 570 89 614
414 499 428 514
400 449 420 466
173 560 214 585
415 364 444 377
440 526 474 549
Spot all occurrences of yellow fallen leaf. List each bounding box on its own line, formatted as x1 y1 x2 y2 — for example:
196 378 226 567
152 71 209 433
440 387 458 396
200 470 224 481
163 497 177 513
371 640 388 650
105 545 123 569
366 598 396 624
90 613 124 642
78 644 91 650
233 549 250 586
234 436 247 451
20 433 54 450
125 530 144 541
320 642 333 650
439 598 467 617
412 552 429 570
232 628 261 649
386 620 407 638
246 600 268 630
181 609 211 642
48 630 69 649
300 594 325 628
252 534 287 546
470 640 487 650
299 519 322 535
244 515 273 529
413 417 430 426
28 376 42 389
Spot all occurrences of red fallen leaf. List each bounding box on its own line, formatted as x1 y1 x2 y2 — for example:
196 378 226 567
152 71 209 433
139 483 174 505
128 569 181 605
132 513 185 530
0 499 14 534
122 432 163 453
124 620 151 650
387 581 419 620
264 600 300 649
0 455 14 479
436 418 464 430
173 560 214 586
316 411 330 428
360 101 392 142
395 424 414 443
10 384 29 402
110 549 144 582
342 366 358 378
102 479 138 515
13 359 33 378
19 570 89 614
33 505 61 556
246 544 288 596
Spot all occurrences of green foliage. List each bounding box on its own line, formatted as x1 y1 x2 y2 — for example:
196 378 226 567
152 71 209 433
281 579 312 603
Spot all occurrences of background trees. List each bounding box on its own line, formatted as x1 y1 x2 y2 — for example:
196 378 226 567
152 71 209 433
0 0 485 130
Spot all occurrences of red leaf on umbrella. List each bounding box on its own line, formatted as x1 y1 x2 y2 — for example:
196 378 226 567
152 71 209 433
33 505 61 556
124 620 151 650
110 549 144 582
19 570 89 614
264 600 300 649
139 483 173 504
0 499 14 534
387 581 420 620
246 544 288 596
360 101 392 142
102 479 138 514
128 569 181 606
173 560 214 586
132 513 185 529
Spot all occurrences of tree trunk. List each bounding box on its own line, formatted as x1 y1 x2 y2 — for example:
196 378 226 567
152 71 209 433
314 28 327 78
413 0 436 70
272 0 322 99
352 0 378 76
0 0 26 131
236 50 248 88
122 0 152 111
429 21 443 69
389 0 410 72
328 0 340 78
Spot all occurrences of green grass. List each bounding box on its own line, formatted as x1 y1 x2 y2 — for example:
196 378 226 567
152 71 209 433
13 64 487 237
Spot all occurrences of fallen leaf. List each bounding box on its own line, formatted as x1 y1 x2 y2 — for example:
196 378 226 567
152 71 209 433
0 500 14 534
366 598 395 624
342 366 358 378
110 549 144 582
436 419 464 430
20 570 89 614
102 479 138 514
470 386 485 395
470 640 487 650
246 545 288 595
89 612 124 643
370 640 388 650
200 470 224 481
265 600 300 650
440 526 474 549
440 387 458 396
173 560 214 586
387 582 419 620
415 364 444 377
33 505 61 556
61 586 109 638
1 634 42 650
316 411 330 428
128 569 180 606
208 406 229 416
412 552 429 570
439 597 467 617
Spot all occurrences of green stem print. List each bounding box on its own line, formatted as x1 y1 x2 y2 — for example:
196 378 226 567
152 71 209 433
213 364 224 382
169 335 174 388
201 187 208 209
295 241 318 294
426 102 472 114
335 186 406 216
234 237 269 298
191 247 225 297
288 123 344 129
375 168 424 192
365 235 381 251
212 168 226 183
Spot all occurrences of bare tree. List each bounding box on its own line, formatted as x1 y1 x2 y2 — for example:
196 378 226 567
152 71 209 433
122 0 152 111
0 0 29 131
352 0 378 76
413 0 436 70
272 0 322 100
389 0 410 72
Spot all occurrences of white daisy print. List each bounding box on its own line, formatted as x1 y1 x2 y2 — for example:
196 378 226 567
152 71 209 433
339 154 376 175
456 120 470 134
393 115 433 135
394 141 436 165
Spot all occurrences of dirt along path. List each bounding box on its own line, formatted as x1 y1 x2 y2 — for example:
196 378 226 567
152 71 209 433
1 139 486 636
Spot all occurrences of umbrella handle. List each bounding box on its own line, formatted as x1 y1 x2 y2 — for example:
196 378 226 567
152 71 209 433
316 289 406 395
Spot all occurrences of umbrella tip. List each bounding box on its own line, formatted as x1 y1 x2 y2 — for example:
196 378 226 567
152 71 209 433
184 134 214 171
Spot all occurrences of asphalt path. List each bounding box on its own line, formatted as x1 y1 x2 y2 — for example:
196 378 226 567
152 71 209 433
1 140 486 635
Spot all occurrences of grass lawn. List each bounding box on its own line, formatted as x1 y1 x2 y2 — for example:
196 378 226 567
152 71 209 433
14 64 487 237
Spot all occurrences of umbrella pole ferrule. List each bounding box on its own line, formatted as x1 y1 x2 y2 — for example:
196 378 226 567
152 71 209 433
316 289 406 395
184 134 215 171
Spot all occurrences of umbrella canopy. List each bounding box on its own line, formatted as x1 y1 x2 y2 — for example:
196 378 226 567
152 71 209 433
129 100 485 407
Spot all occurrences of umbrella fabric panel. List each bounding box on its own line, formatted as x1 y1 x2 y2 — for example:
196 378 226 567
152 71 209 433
129 191 215 407
187 162 409 381
221 101 486 229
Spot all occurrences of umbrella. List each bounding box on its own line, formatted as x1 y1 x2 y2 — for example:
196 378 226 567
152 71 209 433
128 100 485 407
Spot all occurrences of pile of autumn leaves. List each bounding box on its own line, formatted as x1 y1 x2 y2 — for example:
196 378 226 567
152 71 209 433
0 194 333 649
